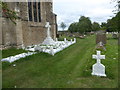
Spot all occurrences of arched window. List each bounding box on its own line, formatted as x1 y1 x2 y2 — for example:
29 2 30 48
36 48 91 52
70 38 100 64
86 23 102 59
28 2 32 21
38 2 41 22
28 1 41 22
33 2 37 22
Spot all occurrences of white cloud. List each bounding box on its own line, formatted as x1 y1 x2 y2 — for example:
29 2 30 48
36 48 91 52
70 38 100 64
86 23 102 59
53 0 116 30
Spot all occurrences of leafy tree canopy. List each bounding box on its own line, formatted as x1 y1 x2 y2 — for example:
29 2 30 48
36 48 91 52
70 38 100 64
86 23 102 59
68 16 96 34
92 22 100 31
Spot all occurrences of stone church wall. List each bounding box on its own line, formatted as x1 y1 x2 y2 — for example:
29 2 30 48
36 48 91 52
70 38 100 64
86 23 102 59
21 21 47 46
1 18 17 48
1 1 57 49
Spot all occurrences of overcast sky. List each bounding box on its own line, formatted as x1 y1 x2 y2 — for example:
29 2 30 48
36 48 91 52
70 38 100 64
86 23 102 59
53 0 116 30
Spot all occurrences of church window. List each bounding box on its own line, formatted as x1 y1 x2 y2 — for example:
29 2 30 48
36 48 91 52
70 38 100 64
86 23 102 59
28 1 41 22
38 2 41 22
33 2 37 22
28 2 32 21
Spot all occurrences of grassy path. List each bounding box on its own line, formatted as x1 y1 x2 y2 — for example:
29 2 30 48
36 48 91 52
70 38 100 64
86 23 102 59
2 35 118 88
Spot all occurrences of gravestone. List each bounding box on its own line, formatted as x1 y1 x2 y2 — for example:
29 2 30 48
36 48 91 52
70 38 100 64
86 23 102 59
96 31 106 45
92 51 106 77
112 34 118 39
64 38 67 43
106 32 109 34
74 38 76 43
71 39 73 43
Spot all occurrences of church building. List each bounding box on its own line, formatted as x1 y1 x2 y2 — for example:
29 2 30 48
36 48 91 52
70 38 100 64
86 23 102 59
0 0 57 49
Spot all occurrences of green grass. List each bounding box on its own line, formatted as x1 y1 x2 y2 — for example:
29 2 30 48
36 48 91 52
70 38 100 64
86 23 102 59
2 35 118 88
2 48 28 69
2 48 27 58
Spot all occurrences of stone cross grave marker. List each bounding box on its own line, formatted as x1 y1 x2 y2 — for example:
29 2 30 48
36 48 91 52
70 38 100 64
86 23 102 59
92 51 106 77
45 22 51 38
42 22 55 45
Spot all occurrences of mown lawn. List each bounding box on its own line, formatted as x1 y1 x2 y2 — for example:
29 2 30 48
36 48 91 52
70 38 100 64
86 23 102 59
2 48 27 58
2 35 118 88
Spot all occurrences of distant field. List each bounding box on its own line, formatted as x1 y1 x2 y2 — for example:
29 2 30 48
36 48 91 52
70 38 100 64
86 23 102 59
2 34 118 88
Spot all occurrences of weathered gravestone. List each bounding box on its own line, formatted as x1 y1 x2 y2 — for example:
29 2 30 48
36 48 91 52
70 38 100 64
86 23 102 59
96 31 106 45
92 51 106 77
112 34 118 39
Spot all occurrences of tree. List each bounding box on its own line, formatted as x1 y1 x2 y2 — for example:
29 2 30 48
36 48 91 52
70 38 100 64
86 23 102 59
60 22 66 31
78 16 92 33
68 22 78 33
106 12 119 32
92 22 100 31
68 16 92 34
103 0 120 32
100 22 107 30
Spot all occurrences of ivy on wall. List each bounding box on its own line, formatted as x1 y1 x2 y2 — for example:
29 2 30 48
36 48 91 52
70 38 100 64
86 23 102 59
0 1 18 24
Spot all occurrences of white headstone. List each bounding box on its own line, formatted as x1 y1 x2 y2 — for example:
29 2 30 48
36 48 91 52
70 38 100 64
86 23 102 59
71 39 73 43
56 38 58 42
64 38 66 42
92 51 106 77
106 32 109 34
74 38 76 43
